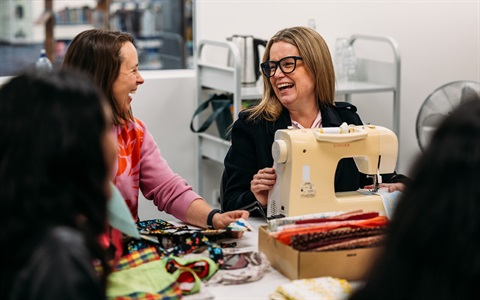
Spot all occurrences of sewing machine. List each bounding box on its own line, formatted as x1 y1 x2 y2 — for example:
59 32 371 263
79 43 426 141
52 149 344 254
267 123 398 218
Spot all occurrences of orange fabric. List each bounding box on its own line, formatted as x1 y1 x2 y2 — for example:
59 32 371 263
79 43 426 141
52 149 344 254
116 123 142 180
272 216 389 245
114 121 143 219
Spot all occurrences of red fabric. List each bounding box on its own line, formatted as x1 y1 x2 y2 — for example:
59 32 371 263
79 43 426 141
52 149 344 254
295 211 380 225
273 216 389 245
99 226 124 267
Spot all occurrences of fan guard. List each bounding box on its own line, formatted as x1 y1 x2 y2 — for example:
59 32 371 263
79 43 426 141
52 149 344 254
416 80 480 151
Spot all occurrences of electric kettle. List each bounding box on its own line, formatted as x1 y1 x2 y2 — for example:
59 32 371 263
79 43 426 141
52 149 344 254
227 35 268 86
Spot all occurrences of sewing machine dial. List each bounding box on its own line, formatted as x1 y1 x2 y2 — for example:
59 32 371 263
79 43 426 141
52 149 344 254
272 140 288 163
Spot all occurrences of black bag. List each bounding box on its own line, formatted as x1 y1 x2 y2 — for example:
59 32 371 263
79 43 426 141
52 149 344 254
190 93 233 140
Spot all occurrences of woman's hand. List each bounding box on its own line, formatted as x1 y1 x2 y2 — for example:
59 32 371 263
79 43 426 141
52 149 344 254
212 210 250 229
250 167 276 207
364 182 405 193
212 210 250 238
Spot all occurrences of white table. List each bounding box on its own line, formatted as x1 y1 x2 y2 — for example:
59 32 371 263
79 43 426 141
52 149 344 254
207 217 291 299
152 213 361 299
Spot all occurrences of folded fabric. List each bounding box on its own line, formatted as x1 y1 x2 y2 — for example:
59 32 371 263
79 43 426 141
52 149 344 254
207 251 271 286
273 211 381 233
160 255 219 295
221 253 249 270
137 219 188 234
271 216 389 245
111 281 182 300
106 247 182 300
114 246 161 271
130 219 225 264
312 234 385 251
126 229 224 264
291 226 386 251
268 211 346 232
294 210 380 225
271 276 351 300
226 218 255 232
162 255 218 281
171 267 201 295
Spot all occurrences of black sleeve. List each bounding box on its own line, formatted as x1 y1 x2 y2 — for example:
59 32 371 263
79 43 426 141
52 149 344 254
221 115 263 212
386 173 412 186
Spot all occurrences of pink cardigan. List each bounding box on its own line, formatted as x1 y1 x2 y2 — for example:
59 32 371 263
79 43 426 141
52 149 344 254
113 118 201 222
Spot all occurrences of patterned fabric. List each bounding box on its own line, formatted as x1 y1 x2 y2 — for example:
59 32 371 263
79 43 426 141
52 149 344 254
114 247 161 272
137 219 188 233
207 250 271 286
126 219 226 264
115 120 142 218
161 256 219 295
113 282 182 300
312 235 385 251
107 246 183 300
268 210 388 252
271 276 351 300
291 226 386 251
162 256 218 281
271 216 389 245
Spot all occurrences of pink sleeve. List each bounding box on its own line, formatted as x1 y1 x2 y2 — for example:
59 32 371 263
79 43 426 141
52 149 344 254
139 122 202 223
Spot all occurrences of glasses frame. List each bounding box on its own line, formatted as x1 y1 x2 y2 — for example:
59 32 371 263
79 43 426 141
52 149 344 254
260 56 303 78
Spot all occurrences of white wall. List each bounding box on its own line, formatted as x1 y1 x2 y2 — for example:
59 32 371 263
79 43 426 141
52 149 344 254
131 70 198 220
194 0 480 175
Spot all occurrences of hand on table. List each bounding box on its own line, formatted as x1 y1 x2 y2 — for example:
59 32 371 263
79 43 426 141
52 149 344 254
364 182 405 193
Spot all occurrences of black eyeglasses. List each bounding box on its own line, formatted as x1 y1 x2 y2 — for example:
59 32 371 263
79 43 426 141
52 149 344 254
260 56 303 78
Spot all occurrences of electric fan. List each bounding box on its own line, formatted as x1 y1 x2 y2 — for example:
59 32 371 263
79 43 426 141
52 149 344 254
416 80 480 151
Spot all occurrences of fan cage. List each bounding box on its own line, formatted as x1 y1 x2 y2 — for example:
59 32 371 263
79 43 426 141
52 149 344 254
416 80 480 151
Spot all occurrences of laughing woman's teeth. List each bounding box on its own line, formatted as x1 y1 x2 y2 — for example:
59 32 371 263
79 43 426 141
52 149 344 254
278 83 293 90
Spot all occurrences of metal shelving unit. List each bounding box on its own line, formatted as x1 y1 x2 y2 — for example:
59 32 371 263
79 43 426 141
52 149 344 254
336 34 401 136
195 35 401 197
194 39 262 196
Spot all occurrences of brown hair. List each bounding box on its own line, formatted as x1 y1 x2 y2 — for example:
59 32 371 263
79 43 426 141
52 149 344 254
249 26 336 122
62 29 135 125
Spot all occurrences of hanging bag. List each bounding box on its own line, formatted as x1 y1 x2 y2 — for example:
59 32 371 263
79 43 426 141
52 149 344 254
190 93 233 140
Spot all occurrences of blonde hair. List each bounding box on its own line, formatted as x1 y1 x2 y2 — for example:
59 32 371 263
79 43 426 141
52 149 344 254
248 26 336 122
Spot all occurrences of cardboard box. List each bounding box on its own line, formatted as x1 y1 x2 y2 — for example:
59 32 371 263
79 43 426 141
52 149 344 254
258 225 380 281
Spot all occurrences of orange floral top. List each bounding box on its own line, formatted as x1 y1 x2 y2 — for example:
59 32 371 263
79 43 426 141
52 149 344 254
113 118 201 222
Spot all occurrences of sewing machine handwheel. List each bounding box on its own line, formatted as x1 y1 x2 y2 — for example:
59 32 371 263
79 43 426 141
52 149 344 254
272 140 288 163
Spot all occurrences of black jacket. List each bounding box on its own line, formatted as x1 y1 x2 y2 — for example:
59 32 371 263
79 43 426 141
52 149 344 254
221 102 403 214
6 226 105 300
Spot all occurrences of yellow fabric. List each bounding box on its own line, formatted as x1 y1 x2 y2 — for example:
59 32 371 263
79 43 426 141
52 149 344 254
274 277 351 300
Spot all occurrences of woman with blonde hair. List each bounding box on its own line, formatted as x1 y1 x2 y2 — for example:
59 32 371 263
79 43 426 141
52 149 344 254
222 26 407 214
